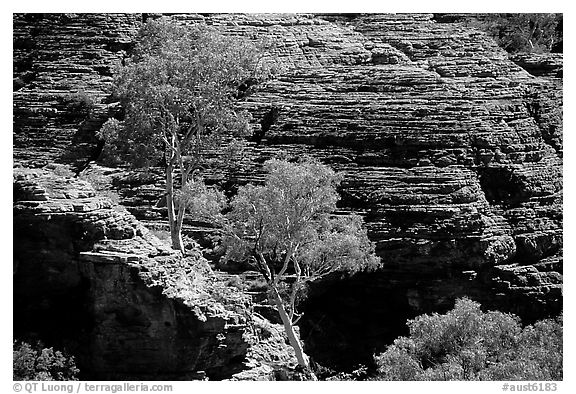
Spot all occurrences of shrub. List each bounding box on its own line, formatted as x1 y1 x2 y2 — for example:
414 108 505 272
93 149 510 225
95 118 125 166
62 91 95 118
374 298 562 381
13 341 79 381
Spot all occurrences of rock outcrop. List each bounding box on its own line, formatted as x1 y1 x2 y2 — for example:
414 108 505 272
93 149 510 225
13 166 254 380
13 13 562 374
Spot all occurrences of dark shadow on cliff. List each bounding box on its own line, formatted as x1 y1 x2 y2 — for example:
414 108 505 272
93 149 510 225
297 266 561 373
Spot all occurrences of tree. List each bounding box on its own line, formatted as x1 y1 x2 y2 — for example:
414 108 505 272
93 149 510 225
374 298 563 381
103 18 269 252
221 158 381 371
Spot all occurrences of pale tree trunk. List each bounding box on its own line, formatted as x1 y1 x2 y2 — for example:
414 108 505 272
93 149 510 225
270 286 310 369
166 161 184 253
175 202 186 251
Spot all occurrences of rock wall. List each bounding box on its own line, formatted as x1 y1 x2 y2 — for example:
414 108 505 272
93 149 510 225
13 13 562 373
13 13 140 166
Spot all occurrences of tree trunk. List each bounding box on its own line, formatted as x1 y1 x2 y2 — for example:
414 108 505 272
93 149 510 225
175 202 186 251
270 285 310 369
166 161 184 253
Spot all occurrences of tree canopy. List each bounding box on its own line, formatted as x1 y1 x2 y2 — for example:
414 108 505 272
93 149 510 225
223 158 380 284
104 18 267 168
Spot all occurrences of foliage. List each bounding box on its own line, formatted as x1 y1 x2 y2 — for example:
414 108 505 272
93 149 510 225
13 341 79 381
222 158 380 283
96 118 125 166
108 18 269 169
61 91 95 120
463 14 562 53
374 298 562 381
63 91 95 113
297 214 380 279
175 178 227 223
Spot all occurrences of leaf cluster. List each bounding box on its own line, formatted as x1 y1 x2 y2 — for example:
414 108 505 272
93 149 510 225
13 341 79 381
222 158 380 280
105 18 270 168
374 298 562 381
61 91 95 117
175 178 227 223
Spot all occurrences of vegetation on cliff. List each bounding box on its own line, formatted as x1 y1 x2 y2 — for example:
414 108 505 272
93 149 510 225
13 13 562 381
374 298 562 381
444 14 563 53
13 341 79 381
101 18 270 252
220 158 381 370
172 158 380 372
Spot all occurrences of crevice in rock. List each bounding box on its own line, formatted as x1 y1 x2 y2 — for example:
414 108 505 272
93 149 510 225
476 167 526 208
298 272 414 372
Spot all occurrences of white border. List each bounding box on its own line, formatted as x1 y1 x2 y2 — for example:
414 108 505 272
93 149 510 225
3 3 572 393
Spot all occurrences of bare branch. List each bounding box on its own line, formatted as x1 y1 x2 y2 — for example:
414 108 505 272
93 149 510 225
257 252 273 283
292 312 303 325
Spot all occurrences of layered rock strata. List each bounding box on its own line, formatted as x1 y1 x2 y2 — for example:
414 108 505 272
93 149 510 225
13 13 140 166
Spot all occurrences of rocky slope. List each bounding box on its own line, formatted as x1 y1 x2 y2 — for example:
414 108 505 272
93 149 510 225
13 13 562 374
13 165 295 380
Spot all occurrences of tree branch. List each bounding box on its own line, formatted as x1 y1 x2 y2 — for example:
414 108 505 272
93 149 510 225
274 243 294 287
257 252 273 284
292 312 303 325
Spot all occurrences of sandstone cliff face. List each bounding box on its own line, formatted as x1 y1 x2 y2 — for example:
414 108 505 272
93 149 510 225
166 13 562 369
13 13 140 166
13 13 562 373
